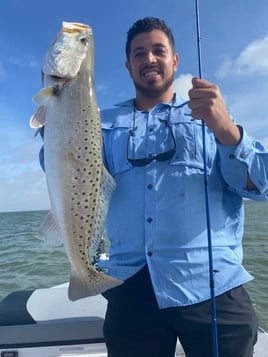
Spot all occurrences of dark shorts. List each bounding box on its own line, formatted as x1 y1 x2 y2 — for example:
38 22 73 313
102 266 258 357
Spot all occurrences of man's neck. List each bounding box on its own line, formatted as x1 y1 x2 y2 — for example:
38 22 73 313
134 91 175 111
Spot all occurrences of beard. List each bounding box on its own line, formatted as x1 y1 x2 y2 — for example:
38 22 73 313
132 71 175 99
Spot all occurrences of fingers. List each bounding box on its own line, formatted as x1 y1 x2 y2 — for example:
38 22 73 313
188 77 221 117
187 77 241 145
191 76 212 88
188 77 219 100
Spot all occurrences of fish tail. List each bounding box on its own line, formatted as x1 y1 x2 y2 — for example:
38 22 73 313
68 270 123 301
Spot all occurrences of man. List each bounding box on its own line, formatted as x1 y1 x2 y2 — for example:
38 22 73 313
98 17 268 357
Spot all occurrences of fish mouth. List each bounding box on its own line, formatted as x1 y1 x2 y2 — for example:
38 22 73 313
62 21 92 34
41 70 68 84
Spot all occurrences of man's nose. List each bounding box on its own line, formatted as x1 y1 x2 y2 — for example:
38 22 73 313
144 51 157 64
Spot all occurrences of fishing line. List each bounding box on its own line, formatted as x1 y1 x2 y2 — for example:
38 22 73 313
194 1 219 356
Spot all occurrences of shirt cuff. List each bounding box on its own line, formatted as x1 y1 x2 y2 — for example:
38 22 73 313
216 126 267 195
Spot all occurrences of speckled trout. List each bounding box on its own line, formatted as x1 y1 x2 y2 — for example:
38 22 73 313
30 21 122 300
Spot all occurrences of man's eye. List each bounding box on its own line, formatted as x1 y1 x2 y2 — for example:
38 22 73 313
134 52 143 58
155 49 166 55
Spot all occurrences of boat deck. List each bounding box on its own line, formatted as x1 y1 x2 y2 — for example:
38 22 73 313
0 284 267 356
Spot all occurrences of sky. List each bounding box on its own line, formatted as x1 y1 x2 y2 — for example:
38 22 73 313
0 0 268 212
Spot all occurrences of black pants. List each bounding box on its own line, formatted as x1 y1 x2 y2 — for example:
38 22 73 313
102 266 258 357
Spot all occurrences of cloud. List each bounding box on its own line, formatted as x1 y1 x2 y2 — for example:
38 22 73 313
0 166 49 212
0 153 50 213
260 137 268 149
96 83 109 95
226 89 268 144
173 73 193 99
216 35 268 78
6 55 39 71
0 118 49 212
0 61 7 80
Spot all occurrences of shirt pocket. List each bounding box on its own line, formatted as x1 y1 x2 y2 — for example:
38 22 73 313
102 125 134 177
169 121 216 172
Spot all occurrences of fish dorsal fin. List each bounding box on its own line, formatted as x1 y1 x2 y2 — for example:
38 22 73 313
37 211 63 246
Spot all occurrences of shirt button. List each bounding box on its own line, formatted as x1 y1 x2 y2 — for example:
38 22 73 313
147 251 153 257
240 152 246 159
229 154 235 159
147 217 153 223
147 184 153 190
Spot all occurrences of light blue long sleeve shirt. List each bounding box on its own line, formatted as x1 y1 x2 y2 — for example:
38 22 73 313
99 94 268 309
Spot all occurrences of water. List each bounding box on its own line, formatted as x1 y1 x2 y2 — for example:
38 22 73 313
0 201 268 330
0 210 70 296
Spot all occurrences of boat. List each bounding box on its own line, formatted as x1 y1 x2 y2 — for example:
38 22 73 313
0 283 268 356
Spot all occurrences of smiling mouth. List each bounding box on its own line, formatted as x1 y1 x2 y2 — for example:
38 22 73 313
142 68 161 80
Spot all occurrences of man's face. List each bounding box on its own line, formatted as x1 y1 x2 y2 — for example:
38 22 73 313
126 29 179 98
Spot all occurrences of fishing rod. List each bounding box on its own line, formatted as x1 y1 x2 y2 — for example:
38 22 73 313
194 1 219 356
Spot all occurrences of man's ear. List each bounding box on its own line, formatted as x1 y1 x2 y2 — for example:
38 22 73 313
125 60 132 77
174 53 179 72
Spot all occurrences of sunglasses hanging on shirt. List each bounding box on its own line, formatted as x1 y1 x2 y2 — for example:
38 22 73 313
127 108 176 167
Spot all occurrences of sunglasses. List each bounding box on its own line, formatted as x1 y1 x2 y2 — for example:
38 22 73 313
127 110 176 167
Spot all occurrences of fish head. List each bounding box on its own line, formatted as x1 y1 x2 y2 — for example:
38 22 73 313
42 21 93 81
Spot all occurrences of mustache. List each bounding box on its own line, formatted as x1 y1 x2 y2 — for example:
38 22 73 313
141 64 161 72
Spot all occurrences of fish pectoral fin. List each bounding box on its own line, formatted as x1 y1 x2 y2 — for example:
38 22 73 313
68 269 123 301
37 211 63 246
29 105 47 129
32 86 56 105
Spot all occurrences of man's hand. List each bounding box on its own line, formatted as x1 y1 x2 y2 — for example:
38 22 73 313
189 77 257 190
188 77 241 146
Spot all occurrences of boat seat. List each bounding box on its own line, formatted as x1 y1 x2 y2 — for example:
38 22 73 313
0 285 106 349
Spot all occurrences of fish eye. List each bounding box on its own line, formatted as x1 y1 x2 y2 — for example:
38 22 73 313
80 37 88 45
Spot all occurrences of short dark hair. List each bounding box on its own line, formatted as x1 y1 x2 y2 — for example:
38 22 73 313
125 17 175 59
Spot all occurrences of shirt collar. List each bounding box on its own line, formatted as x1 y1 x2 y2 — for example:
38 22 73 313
114 93 189 109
